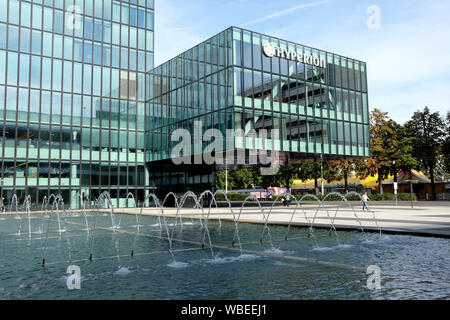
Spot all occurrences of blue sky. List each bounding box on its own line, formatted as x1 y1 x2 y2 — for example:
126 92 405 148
154 0 450 124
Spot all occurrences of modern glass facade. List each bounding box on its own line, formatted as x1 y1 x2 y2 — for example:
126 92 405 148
146 27 369 192
0 0 154 208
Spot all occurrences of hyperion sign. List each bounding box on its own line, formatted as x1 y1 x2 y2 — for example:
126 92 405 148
263 42 326 68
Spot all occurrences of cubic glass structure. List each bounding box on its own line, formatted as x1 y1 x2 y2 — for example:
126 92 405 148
0 0 154 208
146 27 369 193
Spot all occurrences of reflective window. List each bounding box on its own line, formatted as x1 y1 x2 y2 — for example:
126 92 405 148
9 0 19 25
21 2 31 28
8 25 19 51
32 31 42 55
30 55 41 88
7 52 18 85
33 4 42 29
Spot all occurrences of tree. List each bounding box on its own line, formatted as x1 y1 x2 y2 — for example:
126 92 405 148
370 108 398 194
387 121 418 182
326 158 354 193
442 112 450 174
273 163 301 189
405 107 445 200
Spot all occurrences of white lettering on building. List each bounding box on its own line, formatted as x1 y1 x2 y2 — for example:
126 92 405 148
263 42 326 68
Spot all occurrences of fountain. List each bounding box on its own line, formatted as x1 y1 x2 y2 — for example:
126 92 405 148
0 189 447 300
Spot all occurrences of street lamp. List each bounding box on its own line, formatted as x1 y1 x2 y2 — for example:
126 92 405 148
393 160 398 206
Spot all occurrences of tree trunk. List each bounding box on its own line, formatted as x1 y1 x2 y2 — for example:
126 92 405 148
314 176 318 194
430 164 436 200
344 170 348 193
378 167 384 194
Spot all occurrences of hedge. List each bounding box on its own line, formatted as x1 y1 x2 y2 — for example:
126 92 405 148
214 192 417 201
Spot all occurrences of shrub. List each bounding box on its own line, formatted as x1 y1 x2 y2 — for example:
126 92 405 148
215 193 250 201
370 194 383 201
397 193 417 201
345 194 361 201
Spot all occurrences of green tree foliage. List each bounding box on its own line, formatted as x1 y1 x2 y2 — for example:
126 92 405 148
325 159 354 193
369 108 398 193
405 106 445 200
443 112 450 174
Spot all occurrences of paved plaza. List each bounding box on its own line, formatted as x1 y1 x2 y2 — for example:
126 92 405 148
117 202 450 238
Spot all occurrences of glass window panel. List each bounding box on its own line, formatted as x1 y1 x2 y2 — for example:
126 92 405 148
121 25 129 46
138 28 145 50
84 40 92 63
138 8 145 28
52 59 62 91
84 0 93 16
93 42 102 65
146 31 153 51
30 55 41 88
130 6 137 26
9 0 19 25
0 50 5 84
103 44 111 67
62 93 71 124
121 3 129 24
93 66 101 96
43 7 53 31
112 23 120 45
104 0 112 20
111 45 119 68
146 10 153 29
19 54 30 87
94 19 102 42
83 64 92 94
103 21 111 43
54 10 63 33
41 90 50 122
42 32 52 56
130 27 137 48
18 88 29 116
0 0 7 22
73 62 82 93
7 52 18 85
112 1 120 22
6 87 17 114
102 67 110 96
94 0 102 18
53 34 63 58
74 38 83 61
21 2 31 28
0 24 6 49
30 89 40 116
243 31 252 69
64 36 72 60
84 17 93 40
8 25 19 51
32 30 42 55
63 61 72 92
42 57 52 90
19 28 30 53
32 4 42 29
121 47 128 69
52 92 61 123
0 85 4 110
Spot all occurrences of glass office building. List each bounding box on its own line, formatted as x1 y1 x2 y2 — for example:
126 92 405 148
0 0 154 208
147 27 369 193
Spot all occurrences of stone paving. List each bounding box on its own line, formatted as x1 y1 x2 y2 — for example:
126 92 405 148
117 202 450 237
